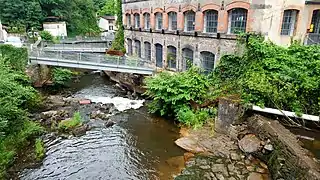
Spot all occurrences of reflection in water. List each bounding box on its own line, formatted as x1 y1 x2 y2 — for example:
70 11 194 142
21 74 185 180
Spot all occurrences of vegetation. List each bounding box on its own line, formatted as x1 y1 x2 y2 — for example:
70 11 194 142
35 138 45 160
58 112 82 131
98 0 116 16
110 0 125 53
0 0 100 35
40 31 54 42
0 45 43 178
52 68 73 86
145 35 320 127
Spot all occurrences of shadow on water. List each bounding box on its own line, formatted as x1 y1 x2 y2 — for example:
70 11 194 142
20 73 185 180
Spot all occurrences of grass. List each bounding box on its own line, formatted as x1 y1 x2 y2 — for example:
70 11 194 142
0 121 43 178
35 139 45 160
58 111 82 131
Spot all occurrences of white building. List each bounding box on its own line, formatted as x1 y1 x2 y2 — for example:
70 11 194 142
0 22 8 42
43 21 67 37
98 16 117 33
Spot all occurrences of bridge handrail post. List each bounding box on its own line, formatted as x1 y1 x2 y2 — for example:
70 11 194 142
79 52 82 62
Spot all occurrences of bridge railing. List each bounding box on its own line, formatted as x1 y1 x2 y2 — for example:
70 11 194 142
41 42 111 51
58 36 115 43
29 50 154 69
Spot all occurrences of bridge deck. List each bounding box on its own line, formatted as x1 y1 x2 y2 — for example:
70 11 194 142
29 51 154 75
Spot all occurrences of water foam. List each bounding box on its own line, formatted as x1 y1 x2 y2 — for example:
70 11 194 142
84 96 145 112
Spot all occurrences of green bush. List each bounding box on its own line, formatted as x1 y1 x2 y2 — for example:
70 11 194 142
145 67 212 127
58 112 82 131
214 35 320 115
40 31 54 42
52 68 73 86
177 106 210 129
35 138 45 160
0 45 28 71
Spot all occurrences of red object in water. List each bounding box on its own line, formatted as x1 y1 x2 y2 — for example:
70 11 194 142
79 99 91 105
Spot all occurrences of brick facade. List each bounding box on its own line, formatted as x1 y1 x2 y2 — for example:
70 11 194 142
122 0 320 70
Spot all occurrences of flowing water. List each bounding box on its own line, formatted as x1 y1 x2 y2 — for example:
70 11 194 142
20 73 185 180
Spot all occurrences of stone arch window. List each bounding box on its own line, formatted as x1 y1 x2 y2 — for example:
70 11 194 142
182 48 193 70
155 12 163 30
168 12 177 31
228 8 247 34
144 13 150 29
134 40 141 58
311 10 320 34
126 14 131 27
144 42 151 61
127 38 132 55
134 13 140 28
281 9 299 36
167 46 177 69
200 51 215 73
184 11 195 32
155 43 163 67
204 10 218 33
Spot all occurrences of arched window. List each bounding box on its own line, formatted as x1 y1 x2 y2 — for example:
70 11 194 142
155 44 163 67
204 10 218 33
200 51 215 73
134 13 140 28
311 10 320 34
126 14 131 27
134 40 141 58
144 13 150 29
182 48 193 70
167 46 177 69
127 39 132 55
155 13 163 30
281 9 299 36
168 12 177 31
184 11 195 32
228 8 247 34
144 42 151 61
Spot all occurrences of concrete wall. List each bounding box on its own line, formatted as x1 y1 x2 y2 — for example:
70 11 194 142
43 22 68 37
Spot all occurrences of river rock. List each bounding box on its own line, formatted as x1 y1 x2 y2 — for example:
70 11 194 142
230 152 240 161
46 95 65 108
238 134 261 153
105 120 116 128
72 124 89 136
175 137 206 153
40 110 58 119
247 172 264 180
264 144 274 151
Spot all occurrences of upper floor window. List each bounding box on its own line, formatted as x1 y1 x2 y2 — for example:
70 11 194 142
311 10 320 34
204 10 218 33
126 14 131 27
144 13 150 29
134 13 140 28
281 10 299 36
168 12 177 31
228 8 247 34
155 12 163 30
184 11 195 32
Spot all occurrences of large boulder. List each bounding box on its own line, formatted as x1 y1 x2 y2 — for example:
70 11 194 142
238 134 261 153
175 137 206 153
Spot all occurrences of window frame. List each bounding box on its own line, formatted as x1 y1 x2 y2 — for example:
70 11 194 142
184 11 195 32
182 48 194 70
168 12 177 31
144 13 150 29
204 10 218 33
134 40 141 58
144 42 151 61
134 13 140 28
126 14 131 27
200 51 215 73
281 9 299 36
155 12 163 30
127 39 133 55
228 8 247 34
167 46 177 69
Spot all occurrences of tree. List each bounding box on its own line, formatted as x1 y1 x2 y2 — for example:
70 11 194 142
98 0 116 16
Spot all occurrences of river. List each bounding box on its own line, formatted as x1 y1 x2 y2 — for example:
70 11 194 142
20 73 185 180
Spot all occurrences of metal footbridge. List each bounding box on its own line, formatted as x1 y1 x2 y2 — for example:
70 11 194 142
29 50 154 75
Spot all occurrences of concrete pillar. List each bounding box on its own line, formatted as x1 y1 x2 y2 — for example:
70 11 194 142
215 97 244 134
195 11 204 32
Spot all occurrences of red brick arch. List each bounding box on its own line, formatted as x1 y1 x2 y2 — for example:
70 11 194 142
181 5 197 13
132 9 140 14
225 1 250 11
154 8 164 14
166 6 179 13
201 3 220 12
142 8 150 15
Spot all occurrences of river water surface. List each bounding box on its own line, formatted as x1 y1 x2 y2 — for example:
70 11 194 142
20 74 185 180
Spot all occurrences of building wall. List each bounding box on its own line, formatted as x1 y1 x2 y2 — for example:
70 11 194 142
43 22 67 37
122 0 320 70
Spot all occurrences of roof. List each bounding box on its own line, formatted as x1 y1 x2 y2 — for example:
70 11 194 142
101 16 116 20
305 0 320 4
